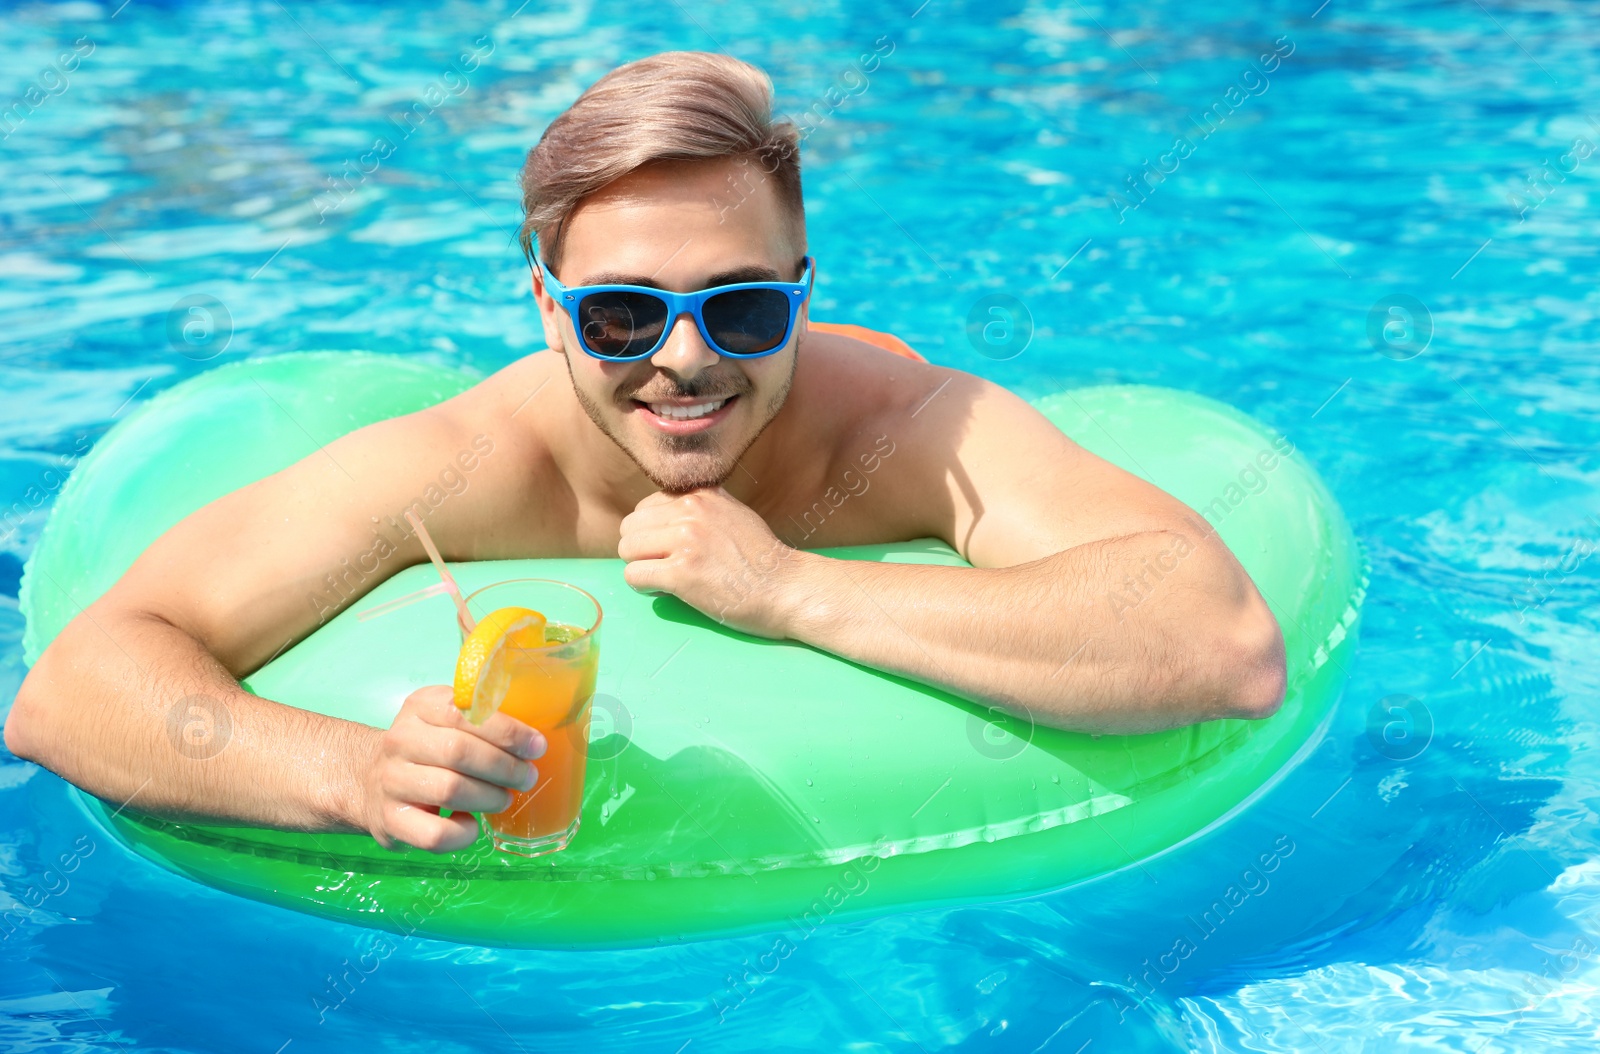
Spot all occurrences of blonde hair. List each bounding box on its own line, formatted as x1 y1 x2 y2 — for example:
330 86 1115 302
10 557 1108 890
517 51 804 274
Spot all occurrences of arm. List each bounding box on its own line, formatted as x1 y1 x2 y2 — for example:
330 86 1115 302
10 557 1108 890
773 532 1283 734
777 371 1285 733
5 386 545 851
618 371 1284 735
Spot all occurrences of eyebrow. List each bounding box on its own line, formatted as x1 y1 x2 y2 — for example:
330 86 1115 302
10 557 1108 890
574 264 788 289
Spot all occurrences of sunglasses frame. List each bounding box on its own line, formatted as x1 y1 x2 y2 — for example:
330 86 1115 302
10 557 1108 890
538 256 815 362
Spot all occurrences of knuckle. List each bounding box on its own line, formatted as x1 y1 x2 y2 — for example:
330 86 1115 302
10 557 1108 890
436 771 467 802
377 728 403 759
384 803 421 843
405 684 448 711
439 734 468 769
480 712 513 740
377 765 401 799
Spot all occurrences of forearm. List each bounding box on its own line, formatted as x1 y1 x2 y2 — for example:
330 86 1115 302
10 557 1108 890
779 530 1285 734
5 607 376 834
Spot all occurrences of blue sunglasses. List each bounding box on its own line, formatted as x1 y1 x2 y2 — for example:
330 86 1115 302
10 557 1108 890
539 256 814 361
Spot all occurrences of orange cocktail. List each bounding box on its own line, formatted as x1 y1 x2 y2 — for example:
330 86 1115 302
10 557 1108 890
463 579 602 857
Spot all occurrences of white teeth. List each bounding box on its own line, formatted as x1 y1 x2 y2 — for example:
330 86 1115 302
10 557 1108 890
648 398 728 421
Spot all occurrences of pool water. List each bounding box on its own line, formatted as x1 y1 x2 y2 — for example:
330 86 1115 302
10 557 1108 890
3 0 1598 1050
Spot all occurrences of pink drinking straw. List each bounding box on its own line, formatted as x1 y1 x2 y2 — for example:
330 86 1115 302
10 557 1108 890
404 510 476 637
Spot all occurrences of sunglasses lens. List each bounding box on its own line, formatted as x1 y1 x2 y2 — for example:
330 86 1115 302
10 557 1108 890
576 292 669 358
702 289 793 355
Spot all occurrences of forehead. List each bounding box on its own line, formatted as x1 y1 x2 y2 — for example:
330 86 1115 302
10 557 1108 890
560 157 800 285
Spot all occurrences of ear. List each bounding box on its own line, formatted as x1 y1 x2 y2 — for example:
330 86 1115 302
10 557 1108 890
529 264 568 355
794 254 812 344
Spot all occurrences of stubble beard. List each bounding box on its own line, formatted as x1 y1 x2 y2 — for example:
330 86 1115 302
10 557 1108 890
566 353 797 494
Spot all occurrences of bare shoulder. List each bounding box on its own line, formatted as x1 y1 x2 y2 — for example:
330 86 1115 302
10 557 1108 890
787 328 1172 562
798 327 1052 466
431 350 559 427
776 328 992 544
411 350 571 554
426 351 570 458
792 326 960 438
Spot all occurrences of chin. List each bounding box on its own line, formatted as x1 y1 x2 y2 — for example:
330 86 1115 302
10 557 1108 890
633 436 739 493
642 463 734 494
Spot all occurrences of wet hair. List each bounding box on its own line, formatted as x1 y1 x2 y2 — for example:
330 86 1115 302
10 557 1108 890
517 51 805 274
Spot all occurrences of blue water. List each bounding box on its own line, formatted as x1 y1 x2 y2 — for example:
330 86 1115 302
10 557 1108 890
3 0 1598 1049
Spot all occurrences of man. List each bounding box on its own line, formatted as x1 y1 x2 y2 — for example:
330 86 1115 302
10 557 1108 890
5 51 1285 856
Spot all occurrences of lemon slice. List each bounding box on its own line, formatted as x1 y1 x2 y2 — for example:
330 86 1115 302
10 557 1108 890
453 606 548 724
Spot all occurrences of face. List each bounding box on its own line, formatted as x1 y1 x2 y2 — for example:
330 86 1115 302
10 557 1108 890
533 156 806 494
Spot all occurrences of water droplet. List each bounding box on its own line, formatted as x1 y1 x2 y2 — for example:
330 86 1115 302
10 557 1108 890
805 778 813 786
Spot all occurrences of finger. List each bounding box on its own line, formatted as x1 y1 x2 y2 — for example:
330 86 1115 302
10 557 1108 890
618 501 683 538
408 685 473 730
633 489 677 511
623 558 675 596
474 711 547 760
384 802 480 854
617 524 695 563
390 761 525 813
403 684 456 714
408 686 547 760
397 726 539 791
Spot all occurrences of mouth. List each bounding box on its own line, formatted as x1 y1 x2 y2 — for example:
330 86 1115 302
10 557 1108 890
629 394 739 434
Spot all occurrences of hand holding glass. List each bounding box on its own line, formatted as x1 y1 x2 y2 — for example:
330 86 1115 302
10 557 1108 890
460 579 602 857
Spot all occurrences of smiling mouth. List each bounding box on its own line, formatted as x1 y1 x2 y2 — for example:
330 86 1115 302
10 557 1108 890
633 395 737 421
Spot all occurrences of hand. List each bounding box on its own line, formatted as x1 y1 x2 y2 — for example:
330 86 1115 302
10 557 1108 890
359 685 547 854
618 485 806 638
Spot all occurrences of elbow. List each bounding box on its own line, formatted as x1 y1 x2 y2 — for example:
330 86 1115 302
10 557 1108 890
6 632 79 768
1225 604 1287 721
4 673 46 765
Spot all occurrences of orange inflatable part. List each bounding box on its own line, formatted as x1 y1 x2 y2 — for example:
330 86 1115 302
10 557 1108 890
809 321 926 362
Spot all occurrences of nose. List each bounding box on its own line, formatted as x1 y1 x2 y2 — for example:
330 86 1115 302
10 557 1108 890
648 311 720 380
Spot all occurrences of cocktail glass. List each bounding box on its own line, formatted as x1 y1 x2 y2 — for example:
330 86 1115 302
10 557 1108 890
462 578 602 858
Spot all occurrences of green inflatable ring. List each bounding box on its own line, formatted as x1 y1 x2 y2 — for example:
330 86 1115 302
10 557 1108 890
20 350 1365 949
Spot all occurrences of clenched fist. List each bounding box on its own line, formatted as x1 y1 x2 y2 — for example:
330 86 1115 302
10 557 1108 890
618 486 812 638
